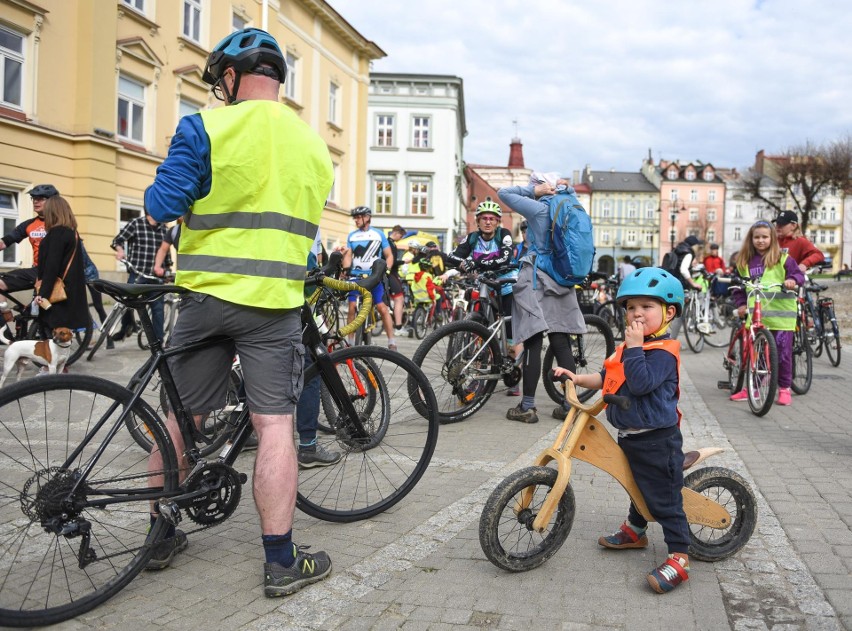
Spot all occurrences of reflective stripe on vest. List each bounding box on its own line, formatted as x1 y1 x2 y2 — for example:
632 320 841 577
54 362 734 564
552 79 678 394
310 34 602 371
602 339 683 426
737 253 797 331
178 101 333 309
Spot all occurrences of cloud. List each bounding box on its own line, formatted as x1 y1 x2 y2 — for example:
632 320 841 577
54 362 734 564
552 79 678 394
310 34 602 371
333 0 852 173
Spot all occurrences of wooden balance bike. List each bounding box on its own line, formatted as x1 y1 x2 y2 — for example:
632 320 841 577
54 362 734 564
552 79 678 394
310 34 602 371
479 378 757 572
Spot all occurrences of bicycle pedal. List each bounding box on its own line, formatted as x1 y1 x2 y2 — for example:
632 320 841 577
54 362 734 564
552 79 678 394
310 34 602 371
717 381 731 390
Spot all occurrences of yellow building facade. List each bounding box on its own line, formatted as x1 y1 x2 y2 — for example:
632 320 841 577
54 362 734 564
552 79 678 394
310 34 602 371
0 0 383 276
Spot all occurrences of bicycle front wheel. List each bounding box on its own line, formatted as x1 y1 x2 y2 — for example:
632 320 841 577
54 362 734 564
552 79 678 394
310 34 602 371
297 346 439 522
542 313 615 405
821 305 841 367
411 319 501 423
66 318 94 366
724 326 746 394
0 375 179 627
412 304 428 339
683 298 705 353
747 328 778 416
791 321 813 395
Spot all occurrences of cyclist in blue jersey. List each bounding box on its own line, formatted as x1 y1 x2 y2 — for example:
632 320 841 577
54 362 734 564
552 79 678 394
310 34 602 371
341 206 397 350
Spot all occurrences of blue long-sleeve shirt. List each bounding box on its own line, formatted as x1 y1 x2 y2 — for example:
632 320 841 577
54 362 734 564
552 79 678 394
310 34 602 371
497 185 555 265
599 336 680 431
144 114 212 223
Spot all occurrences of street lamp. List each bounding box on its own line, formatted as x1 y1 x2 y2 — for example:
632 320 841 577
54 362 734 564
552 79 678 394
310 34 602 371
668 200 686 253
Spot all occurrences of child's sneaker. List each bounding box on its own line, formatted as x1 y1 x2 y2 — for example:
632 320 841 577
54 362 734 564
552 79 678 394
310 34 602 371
777 387 792 406
647 555 689 594
729 389 749 401
598 522 648 550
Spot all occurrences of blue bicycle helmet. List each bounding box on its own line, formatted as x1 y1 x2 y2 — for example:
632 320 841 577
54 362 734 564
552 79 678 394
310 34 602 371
616 267 684 316
203 28 287 86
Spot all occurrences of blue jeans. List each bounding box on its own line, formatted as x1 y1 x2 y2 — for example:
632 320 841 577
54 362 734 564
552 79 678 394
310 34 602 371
122 272 164 341
296 353 321 446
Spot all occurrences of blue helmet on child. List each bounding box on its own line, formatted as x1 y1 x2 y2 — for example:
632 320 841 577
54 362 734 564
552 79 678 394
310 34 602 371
616 267 684 316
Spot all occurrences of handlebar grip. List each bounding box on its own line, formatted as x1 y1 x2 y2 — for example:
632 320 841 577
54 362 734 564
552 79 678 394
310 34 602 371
355 260 387 291
321 251 343 276
549 369 569 384
603 394 631 410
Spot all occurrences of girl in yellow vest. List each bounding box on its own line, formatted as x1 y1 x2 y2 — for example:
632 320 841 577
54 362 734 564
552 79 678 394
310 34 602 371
553 268 691 594
729 221 804 406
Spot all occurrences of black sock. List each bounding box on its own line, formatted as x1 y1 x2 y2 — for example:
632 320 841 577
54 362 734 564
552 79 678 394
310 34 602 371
262 531 295 567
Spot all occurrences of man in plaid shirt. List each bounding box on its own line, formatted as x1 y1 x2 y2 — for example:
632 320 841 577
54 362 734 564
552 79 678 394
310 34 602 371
111 211 170 341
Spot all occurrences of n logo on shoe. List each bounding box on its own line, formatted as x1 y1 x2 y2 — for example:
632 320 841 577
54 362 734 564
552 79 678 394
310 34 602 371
301 558 315 574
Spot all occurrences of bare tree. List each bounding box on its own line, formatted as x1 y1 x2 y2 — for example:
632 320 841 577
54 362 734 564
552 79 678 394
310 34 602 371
744 138 852 234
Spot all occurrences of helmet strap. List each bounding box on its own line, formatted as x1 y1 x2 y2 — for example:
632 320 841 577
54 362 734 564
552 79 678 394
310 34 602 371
216 72 242 105
650 304 675 338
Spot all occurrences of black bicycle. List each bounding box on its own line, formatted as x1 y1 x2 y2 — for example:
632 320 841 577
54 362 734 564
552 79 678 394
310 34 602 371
0 254 438 627
0 286 93 366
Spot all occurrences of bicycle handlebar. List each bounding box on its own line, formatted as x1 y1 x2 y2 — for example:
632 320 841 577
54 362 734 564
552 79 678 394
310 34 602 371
119 259 166 284
306 256 387 338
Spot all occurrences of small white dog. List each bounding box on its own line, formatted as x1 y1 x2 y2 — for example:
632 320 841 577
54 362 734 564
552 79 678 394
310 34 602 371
0 327 74 388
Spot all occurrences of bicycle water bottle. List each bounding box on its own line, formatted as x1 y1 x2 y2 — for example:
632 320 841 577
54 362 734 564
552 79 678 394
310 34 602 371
30 300 39 316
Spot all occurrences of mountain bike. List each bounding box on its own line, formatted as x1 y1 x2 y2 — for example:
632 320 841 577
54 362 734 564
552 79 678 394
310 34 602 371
682 269 729 353
479 378 756 572
791 284 814 394
800 277 841 367
0 255 439 627
717 278 782 416
0 287 93 367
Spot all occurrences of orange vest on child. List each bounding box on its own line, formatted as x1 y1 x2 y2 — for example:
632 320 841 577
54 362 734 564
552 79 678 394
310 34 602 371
602 339 683 426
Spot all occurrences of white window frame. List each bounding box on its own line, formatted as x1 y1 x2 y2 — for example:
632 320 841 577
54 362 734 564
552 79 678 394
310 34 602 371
119 203 144 230
0 188 20 267
626 201 637 219
411 115 430 149
178 98 200 123
601 201 611 219
667 167 678 180
626 229 637 243
703 169 714 182
708 190 717 202
601 230 611 244
375 114 394 147
645 201 656 219
0 25 25 109
707 229 716 243
690 189 698 201
670 189 679 202
734 227 742 241
644 231 654 245
328 82 339 125
408 176 431 216
734 204 742 219
707 208 716 222
117 74 146 144
232 11 247 33
689 209 698 221
123 0 145 11
183 0 202 43
685 170 696 181
284 52 297 101
372 175 395 215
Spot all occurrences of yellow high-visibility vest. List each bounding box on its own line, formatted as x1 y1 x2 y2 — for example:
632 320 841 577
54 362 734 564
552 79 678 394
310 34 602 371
177 100 333 309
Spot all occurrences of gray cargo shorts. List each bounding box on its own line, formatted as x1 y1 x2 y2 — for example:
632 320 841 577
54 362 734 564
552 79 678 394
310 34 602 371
167 291 304 416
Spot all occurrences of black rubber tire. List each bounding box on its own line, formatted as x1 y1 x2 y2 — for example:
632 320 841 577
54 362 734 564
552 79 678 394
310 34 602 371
479 466 576 572
87 305 123 361
683 299 705 354
296 346 439 522
124 366 241 456
542 313 615 405
66 317 94 366
684 467 757 562
412 319 501 423
0 374 179 627
821 306 841 367
412 305 428 340
596 300 625 341
791 322 813 395
747 328 778 417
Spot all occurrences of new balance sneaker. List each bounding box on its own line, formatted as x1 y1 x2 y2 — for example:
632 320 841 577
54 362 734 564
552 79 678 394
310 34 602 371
777 387 792 406
598 522 648 550
146 529 188 570
298 444 342 468
647 555 689 594
264 547 332 597
506 405 538 424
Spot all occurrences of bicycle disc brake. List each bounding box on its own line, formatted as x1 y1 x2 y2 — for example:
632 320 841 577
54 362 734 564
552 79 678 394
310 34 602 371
182 463 246 526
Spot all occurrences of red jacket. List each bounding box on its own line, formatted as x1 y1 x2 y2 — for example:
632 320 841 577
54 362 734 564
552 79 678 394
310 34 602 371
778 235 824 269
703 255 726 274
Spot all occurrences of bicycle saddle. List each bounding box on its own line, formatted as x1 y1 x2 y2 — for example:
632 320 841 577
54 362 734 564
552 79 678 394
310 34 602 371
91 279 187 304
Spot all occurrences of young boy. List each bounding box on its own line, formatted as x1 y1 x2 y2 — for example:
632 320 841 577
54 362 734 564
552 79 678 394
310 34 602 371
553 267 691 594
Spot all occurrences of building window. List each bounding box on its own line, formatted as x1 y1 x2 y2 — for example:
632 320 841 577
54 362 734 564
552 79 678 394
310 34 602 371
626 201 637 219
829 230 836 244
690 189 698 201
601 201 611 219
411 116 430 148
0 190 19 265
327 163 339 204
284 52 297 101
734 227 742 241
183 0 202 43
645 202 655 219
670 189 678 202
372 176 394 214
830 207 837 222
178 99 200 121
734 204 742 219
626 230 637 243
667 167 678 180
601 230 611 244
689 209 698 221
409 177 430 216
0 25 24 108
703 169 714 182
117 75 145 143
685 170 696 181
123 0 145 11
376 114 394 147
120 204 143 230
708 190 717 202
328 82 339 125
644 231 654 245
707 229 716 243
232 11 247 32
707 208 716 222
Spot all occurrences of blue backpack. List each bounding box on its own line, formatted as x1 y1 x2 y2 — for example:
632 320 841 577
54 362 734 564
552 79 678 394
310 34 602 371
532 187 595 287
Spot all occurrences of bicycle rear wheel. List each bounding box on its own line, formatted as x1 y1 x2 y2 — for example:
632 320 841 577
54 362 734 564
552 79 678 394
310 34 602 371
86 305 123 361
66 318 94 366
542 313 615 405
791 321 813 395
683 299 705 353
412 304 428 339
821 305 841 367
411 319 501 423
296 346 439 522
747 328 778 416
0 375 179 627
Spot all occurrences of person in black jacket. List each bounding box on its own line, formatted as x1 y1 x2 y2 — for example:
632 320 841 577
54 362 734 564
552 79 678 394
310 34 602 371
34 196 89 335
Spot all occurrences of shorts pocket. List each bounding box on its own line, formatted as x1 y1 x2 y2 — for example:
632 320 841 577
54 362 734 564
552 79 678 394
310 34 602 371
290 343 306 404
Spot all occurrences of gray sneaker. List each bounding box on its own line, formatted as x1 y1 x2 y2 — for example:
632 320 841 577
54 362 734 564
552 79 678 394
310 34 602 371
552 406 570 420
506 405 538 424
298 444 342 468
264 547 332 597
146 529 188 570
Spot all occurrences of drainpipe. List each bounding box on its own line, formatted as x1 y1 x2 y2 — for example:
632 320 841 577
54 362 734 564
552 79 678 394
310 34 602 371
262 0 268 31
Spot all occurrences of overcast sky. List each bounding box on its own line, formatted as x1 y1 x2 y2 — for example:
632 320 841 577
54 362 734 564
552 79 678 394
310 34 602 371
332 0 852 177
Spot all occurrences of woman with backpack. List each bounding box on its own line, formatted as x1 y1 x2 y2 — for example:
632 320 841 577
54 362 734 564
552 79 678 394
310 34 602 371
497 173 587 423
